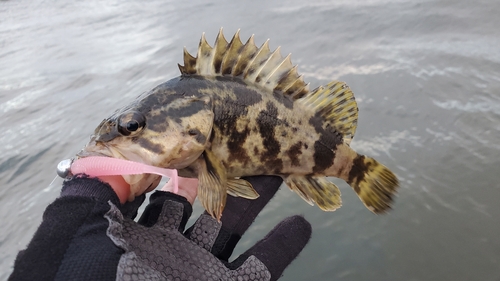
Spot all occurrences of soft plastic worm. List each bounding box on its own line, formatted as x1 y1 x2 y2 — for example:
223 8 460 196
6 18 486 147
71 156 179 193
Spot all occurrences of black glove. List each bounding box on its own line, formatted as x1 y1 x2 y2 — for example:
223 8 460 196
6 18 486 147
9 176 311 281
117 175 312 280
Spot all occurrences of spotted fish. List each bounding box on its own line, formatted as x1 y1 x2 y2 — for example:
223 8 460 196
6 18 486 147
78 29 399 219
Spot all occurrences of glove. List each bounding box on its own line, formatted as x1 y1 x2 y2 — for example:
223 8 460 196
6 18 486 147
113 175 312 281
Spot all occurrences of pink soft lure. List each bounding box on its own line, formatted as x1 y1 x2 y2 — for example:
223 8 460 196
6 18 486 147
71 156 179 193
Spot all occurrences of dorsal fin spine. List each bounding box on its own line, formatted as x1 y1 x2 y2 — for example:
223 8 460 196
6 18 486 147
256 46 282 84
213 29 228 74
291 82 310 99
275 65 299 93
243 39 270 80
221 30 243 75
178 63 185 73
182 47 197 74
179 30 310 96
264 54 292 86
196 33 215 75
231 35 257 76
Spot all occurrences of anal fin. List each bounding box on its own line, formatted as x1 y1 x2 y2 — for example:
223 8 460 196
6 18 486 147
284 175 342 211
227 178 260 199
196 150 227 220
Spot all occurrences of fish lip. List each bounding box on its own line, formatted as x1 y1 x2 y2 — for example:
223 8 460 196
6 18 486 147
76 146 114 159
77 142 149 166
76 150 111 159
76 140 114 159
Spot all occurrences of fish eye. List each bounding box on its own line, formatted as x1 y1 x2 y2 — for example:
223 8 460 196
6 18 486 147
126 121 139 132
117 111 146 136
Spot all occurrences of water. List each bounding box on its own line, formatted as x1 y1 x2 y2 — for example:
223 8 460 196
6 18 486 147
1 0 499 280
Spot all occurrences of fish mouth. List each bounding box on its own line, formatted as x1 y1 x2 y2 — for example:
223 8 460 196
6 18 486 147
76 140 152 166
76 142 114 159
76 149 111 159
74 139 179 201
76 141 163 198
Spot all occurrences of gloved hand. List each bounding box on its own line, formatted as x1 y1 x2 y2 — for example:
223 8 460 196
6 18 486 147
9 175 311 281
116 175 312 281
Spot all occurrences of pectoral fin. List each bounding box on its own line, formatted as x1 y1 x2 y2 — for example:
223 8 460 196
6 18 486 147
284 175 342 211
197 150 227 220
227 178 259 199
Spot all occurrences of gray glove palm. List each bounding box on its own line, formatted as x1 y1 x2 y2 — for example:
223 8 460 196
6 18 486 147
108 176 311 281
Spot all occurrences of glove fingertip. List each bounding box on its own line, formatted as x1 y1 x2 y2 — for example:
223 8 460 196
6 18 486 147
231 215 312 281
268 215 312 254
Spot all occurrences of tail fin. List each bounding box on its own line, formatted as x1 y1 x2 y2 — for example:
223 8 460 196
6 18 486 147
347 154 399 213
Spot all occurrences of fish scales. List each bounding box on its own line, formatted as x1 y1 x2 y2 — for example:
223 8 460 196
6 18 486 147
139 75 329 176
143 75 346 178
79 29 399 219
207 77 335 177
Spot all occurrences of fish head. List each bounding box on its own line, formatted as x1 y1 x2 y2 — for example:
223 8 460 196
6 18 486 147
77 94 214 199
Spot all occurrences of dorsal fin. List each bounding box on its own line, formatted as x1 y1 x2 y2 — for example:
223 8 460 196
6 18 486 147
178 28 309 99
296 81 359 144
179 29 359 143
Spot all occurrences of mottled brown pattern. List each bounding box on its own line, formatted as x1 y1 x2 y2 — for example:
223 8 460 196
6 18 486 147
306 113 344 173
312 137 335 173
146 111 169 132
188 128 207 144
256 102 283 172
287 142 303 167
137 138 164 154
272 90 294 109
227 125 251 164
347 154 368 192
166 99 209 123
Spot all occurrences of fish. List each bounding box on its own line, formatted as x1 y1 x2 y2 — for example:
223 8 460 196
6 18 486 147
77 29 399 219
